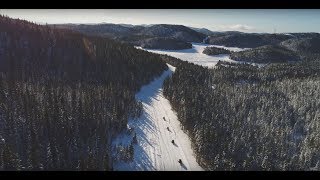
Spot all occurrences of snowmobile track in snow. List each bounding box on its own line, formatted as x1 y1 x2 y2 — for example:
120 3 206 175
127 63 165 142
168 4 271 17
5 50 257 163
114 64 203 171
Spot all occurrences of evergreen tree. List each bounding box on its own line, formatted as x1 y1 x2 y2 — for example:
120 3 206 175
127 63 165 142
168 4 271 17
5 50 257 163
132 133 138 144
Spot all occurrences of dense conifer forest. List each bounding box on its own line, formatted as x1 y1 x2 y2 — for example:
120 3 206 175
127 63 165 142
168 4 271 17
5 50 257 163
2 13 320 171
163 58 320 170
0 15 168 170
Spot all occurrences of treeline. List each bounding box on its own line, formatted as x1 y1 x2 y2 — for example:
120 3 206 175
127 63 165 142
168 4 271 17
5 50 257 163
0 15 167 170
163 58 320 170
202 46 231 56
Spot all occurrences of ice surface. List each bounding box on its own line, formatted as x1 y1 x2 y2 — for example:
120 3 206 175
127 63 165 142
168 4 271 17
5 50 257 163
136 43 250 68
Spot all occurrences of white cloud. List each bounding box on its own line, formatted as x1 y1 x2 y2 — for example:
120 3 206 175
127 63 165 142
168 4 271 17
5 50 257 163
229 24 254 31
213 24 257 32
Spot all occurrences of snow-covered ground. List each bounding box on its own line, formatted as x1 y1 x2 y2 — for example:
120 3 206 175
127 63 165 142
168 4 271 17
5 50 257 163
136 43 249 68
113 64 203 171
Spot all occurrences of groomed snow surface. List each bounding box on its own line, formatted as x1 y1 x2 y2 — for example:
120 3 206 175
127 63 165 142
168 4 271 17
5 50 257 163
113 64 203 171
136 43 249 68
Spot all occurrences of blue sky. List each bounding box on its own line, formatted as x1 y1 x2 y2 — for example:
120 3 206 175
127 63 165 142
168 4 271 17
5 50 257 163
1 9 319 33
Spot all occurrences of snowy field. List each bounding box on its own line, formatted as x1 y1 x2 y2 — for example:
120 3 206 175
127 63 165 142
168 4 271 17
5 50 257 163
136 43 250 68
113 64 203 171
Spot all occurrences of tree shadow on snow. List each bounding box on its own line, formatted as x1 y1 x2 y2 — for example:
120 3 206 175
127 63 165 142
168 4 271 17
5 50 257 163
135 69 173 106
133 143 156 171
146 47 197 54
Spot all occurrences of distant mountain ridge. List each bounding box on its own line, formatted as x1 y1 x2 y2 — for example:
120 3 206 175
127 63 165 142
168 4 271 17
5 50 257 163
204 31 320 49
204 33 293 48
53 23 206 50
54 23 320 55
139 37 192 50
188 27 215 36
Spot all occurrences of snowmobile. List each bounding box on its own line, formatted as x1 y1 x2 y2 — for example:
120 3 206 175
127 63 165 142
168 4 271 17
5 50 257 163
178 159 182 164
163 117 166 121
167 127 170 131
171 140 175 144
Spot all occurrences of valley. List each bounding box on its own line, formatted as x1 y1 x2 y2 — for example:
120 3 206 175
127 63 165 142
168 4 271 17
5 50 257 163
1 10 320 171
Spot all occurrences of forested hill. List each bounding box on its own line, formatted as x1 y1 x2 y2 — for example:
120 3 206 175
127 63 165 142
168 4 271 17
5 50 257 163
54 23 206 50
229 45 300 63
0 15 167 170
163 59 320 170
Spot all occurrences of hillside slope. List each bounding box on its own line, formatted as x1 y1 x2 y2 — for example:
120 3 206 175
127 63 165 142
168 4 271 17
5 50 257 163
205 33 294 48
230 45 300 63
0 15 167 170
54 23 206 49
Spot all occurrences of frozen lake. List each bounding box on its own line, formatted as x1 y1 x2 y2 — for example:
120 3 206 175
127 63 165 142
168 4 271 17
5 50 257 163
136 43 250 68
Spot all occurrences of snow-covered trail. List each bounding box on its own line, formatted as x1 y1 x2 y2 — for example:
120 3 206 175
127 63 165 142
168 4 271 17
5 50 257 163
113 64 203 171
